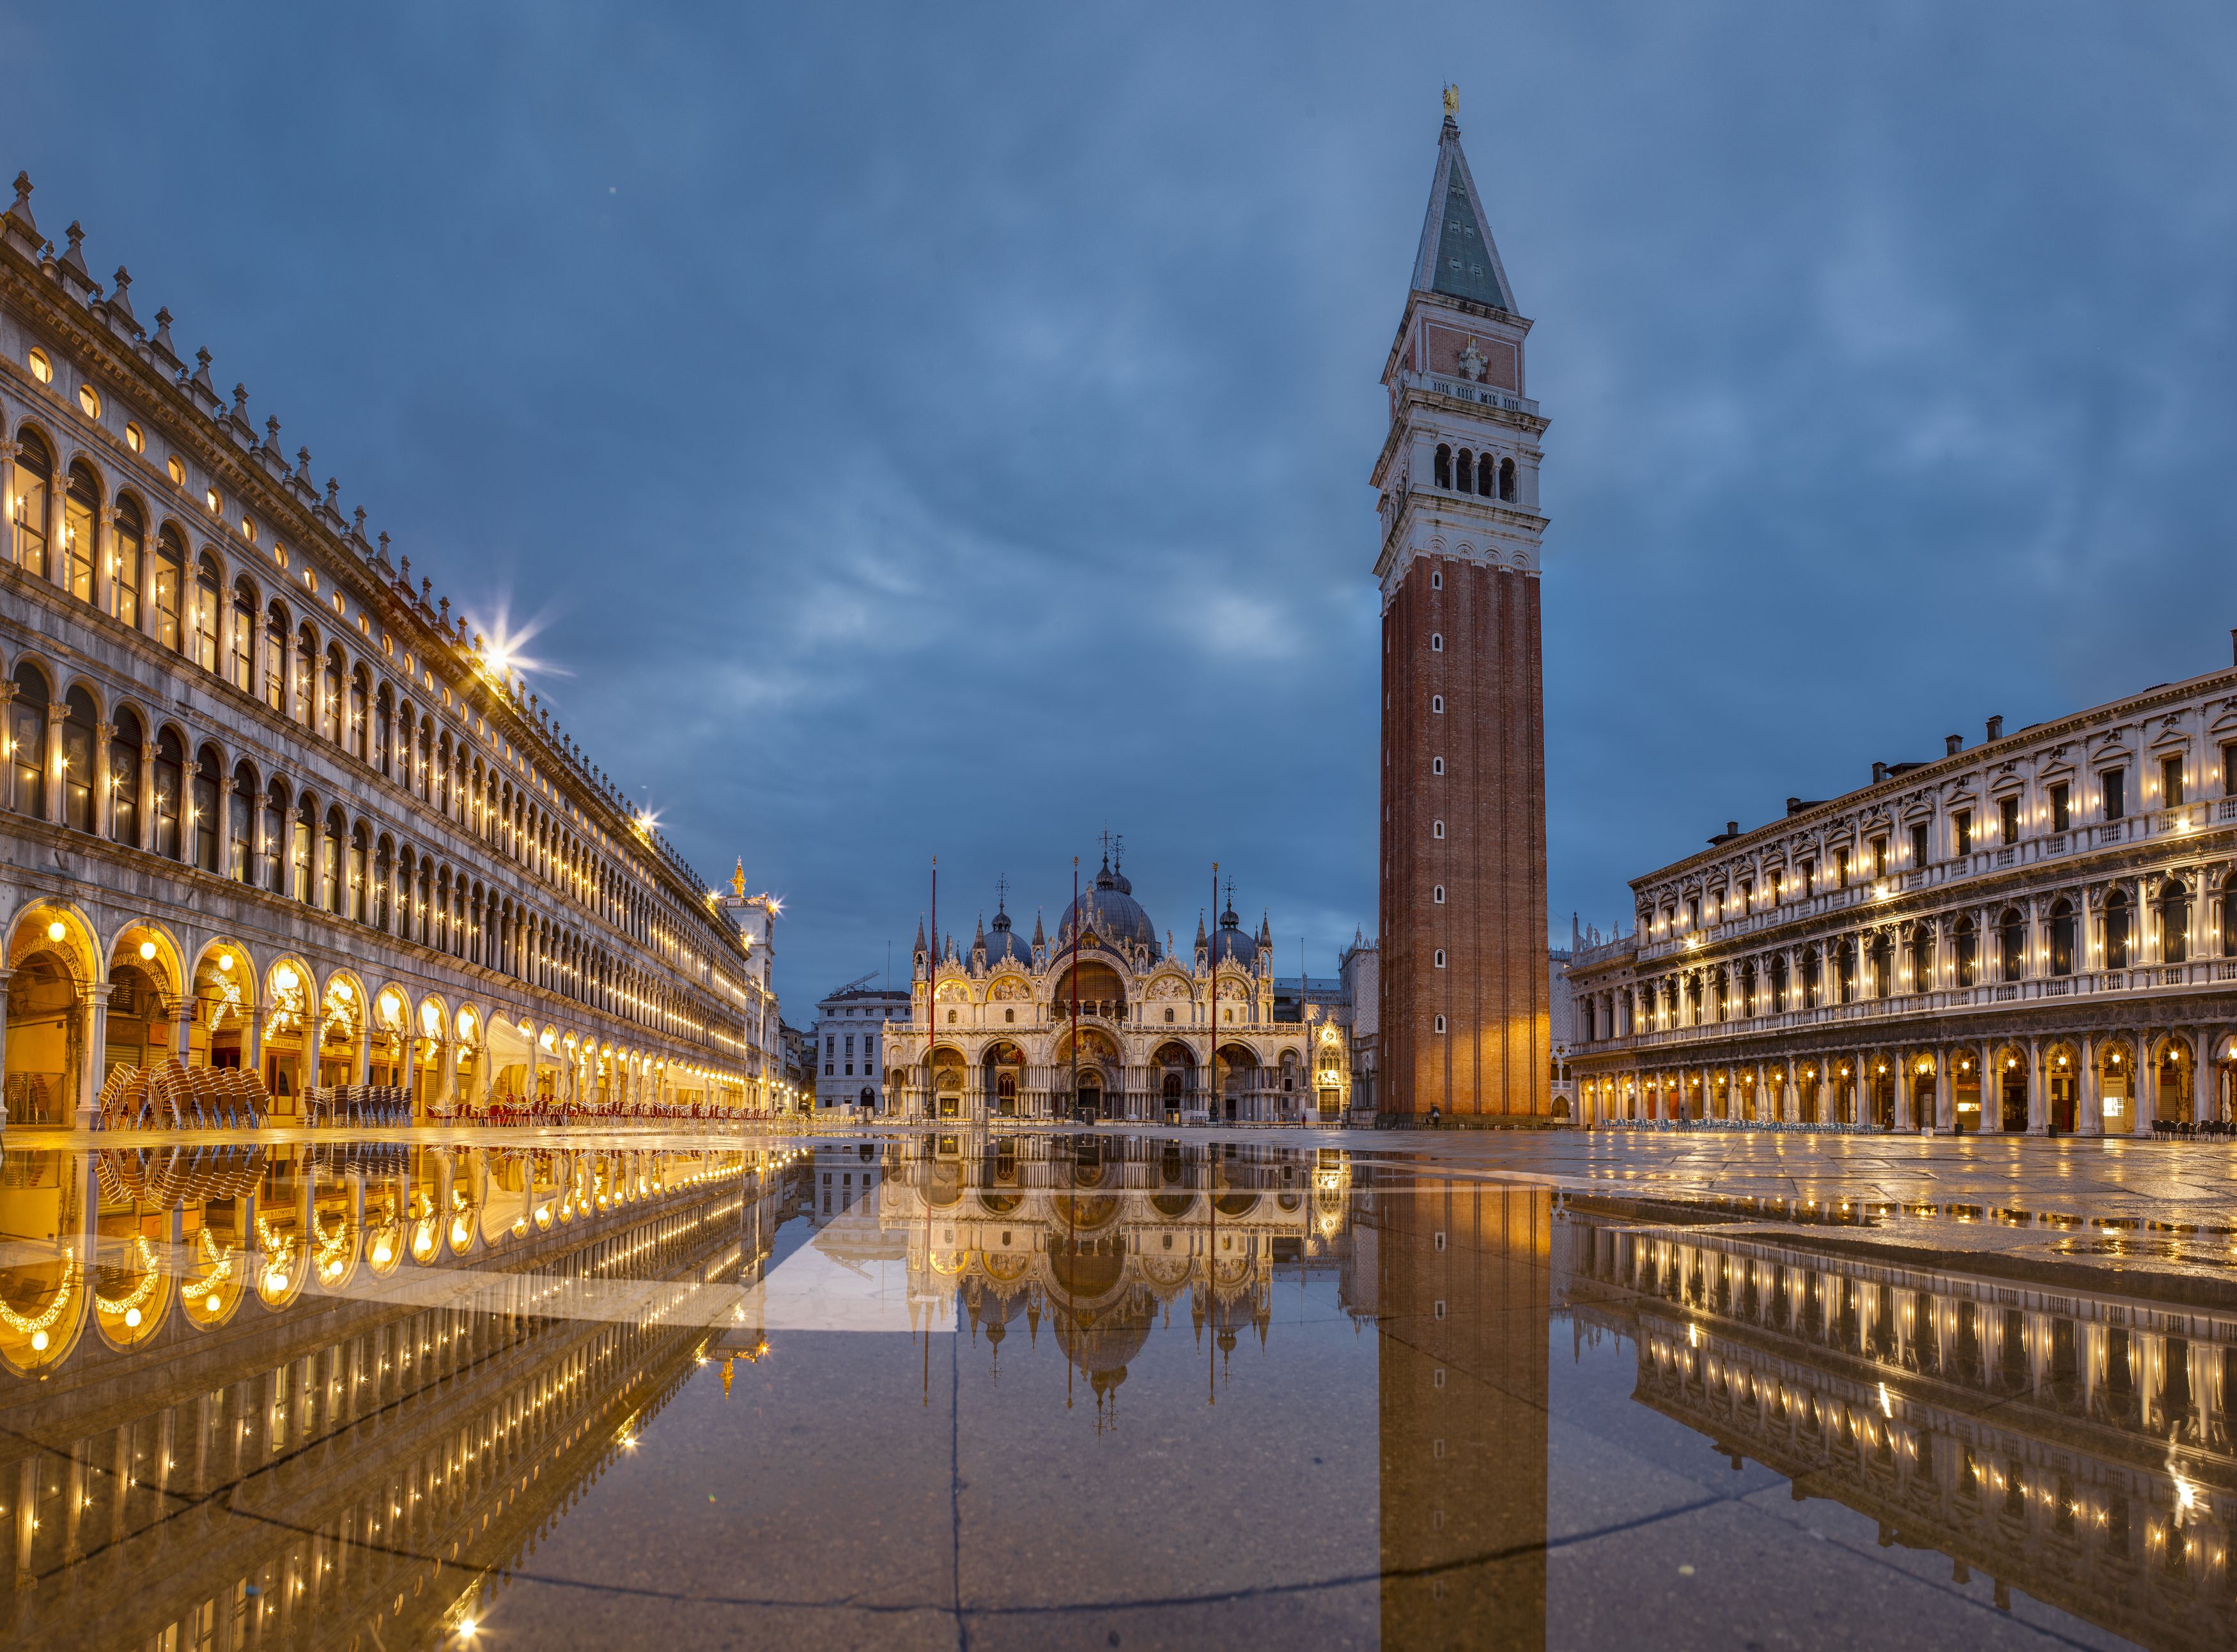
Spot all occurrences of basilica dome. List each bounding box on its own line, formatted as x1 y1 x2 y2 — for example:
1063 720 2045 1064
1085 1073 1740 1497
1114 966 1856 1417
1058 858 1158 959
982 906 1031 966
1208 904 1257 969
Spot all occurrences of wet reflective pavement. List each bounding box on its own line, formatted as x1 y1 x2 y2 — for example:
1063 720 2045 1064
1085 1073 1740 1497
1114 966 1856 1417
0 1130 2227 1649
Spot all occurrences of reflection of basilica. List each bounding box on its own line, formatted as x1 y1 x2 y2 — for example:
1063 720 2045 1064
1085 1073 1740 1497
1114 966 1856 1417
1559 1205 2237 1648
0 1142 800 1648
888 855 1352 1124
877 1134 1354 1403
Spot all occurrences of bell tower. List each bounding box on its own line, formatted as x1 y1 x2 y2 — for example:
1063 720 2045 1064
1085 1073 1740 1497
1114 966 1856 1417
1372 89 1550 1123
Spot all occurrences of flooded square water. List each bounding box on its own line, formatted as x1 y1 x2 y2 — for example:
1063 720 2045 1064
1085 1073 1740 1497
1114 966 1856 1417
0 1131 2213 1648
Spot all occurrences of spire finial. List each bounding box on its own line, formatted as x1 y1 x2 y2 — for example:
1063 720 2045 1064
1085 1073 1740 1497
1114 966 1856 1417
1443 83 1459 120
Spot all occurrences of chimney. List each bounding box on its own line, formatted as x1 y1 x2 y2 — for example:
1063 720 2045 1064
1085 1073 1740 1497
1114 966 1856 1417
1727 821 1739 838
2229 627 2236 668
1985 715 2003 742
1786 796 1803 816
1945 734 1963 757
1871 761 1887 785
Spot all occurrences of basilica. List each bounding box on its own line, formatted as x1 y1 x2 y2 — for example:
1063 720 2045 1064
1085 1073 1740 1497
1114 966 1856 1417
885 855 1349 1123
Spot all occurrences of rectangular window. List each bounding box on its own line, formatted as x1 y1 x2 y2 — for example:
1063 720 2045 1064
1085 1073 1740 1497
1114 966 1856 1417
2162 754 2184 808
1738 879 1753 911
2049 782 2070 832
1685 898 1699 930
1998 796 2018 842
2102 769 2125 821
1871 837 1887 878
1910 822 1928 867
1834 847 1849 888
1800 860 1816 898
2224 742 2237 797
1953 811 1971 856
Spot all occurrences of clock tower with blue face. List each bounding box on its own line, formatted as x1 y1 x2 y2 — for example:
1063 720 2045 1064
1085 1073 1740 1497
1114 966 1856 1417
1370 92 1551 1124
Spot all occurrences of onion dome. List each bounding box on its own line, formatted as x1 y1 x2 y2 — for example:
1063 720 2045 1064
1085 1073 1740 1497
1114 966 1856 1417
1059 855 1158 959
1209 899 1257 969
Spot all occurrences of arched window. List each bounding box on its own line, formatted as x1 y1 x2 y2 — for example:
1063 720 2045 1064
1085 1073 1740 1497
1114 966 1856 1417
153 528 185 651
1433 444 1451 488
11 428 52 578
291 790 316 902
108 709 142 846
2105 888 2132 970
1953 915 1977 987
417 863 433 946
418 715 435 798
323 805 346 914
321 645 344 743
262 603 288 710
1430 633 1443 652
191 744 221 872
111 495 144 627
62 462 97 601
374 835 394 932
2223 884 2237 960
436 734 453 814
2160 877 2191 964
1475 452 1493 495
1770 953 1789 1011
229 579 256 691
151 729 184 859
2049 898 2076 976
59 685 96 832
262 779 286 893
1869 932 1893 998
190 555 221 671
1997 907 2025 981
348 666 369 761
1909 924 1933 991
295 624 318 724
375 684 394 776
1498 456 1515 502
1454 449 1474 494
1433 884 1446 902
7 657 48 814
229 760 255 881
1835 939 1856 1003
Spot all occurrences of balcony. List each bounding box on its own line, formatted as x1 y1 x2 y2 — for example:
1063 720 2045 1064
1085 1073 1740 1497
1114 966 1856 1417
1580 955 2237 1056
1629 798 2237 964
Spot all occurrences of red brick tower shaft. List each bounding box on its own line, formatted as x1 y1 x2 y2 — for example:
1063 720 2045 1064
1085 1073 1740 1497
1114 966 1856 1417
1372 95 1551 1123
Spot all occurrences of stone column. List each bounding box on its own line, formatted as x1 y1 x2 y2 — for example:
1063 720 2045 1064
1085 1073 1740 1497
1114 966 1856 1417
77 983 111 1127
212 776 234 884
42 700 65 826
92 722 113 842
2136 1037 2158 1134
1981 1039 2001 1133
128 741 155 853
2025 1037 2047 1134
2078 1034 2102 1137
1783 1055 1799 1122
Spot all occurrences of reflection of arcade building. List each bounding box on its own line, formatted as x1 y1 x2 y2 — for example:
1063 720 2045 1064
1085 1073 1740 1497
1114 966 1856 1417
877 1136 1351 1399
1561 1208 2237 1647
888 857 1346 1123
0 1141 784 1648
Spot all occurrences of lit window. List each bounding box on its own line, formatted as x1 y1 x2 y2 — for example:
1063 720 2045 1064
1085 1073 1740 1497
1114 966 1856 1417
124 421 144 454
204 487 221 514
240 517 257 543
27 348 51 383
77 383 100 419
166 455 184 486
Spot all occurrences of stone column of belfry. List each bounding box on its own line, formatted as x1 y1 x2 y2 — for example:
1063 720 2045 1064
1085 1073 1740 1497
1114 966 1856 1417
1374 94 1551 1124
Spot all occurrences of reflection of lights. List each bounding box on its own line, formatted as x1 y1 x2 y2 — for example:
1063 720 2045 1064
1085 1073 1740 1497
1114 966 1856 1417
1878 1381 1893 1418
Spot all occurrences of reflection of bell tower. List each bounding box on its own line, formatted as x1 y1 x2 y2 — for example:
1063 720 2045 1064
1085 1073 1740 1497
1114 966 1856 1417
1373 88 1551 1122
1372 1176 1549 1646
